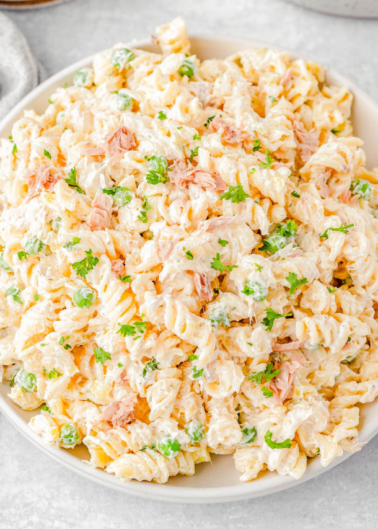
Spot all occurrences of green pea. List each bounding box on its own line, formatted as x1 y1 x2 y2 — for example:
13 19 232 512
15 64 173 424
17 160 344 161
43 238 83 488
242 279 268 302
114 187 133 207
148 155 168 175
351 179 372 200
73 68 94 88
157 435 181 458
111 48 135 70
60 424 79 446
17 369 37 392
240 427 257 446
56 111 66 127
115 90 133 112
177 60 195 78
50 218 62 231
73 287 96 309
261 234 287 254
185 420 205 442
0 253 12 272
25 238 45 255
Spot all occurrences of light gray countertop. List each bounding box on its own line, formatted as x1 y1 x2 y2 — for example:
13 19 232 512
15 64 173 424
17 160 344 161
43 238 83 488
1 0 378 527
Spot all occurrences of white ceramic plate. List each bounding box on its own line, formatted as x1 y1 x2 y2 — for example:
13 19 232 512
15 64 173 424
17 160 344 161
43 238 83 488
1 36 378 504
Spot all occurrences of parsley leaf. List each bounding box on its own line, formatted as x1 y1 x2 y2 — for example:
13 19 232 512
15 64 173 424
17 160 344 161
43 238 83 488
12 144 17 155
193 133 202 140
17 251 28 261
253 139 261 152
94 347 111 364
72 249 99 278
248 362 281 384
157 111 167 120
264 430 292 449
291 190 300 198
189 146 199 163
63 237 81 252
5 286 23 304
191 366 204 380
218 239 229 247
320 224 354 240
185 250 194 260
262 386 273 398
188 354 198 361
331 128 339 134
220 184 249 203
44 149 51 159
146 171 169 185
255 263 263 272
262 308 292 331
258 149 274 169
65 167 84 194
142 358 158 378
59 336 71 349
117 324 136 337
286 272 308 296
204 115 215 127
134 321 147 333
269 96 278 103
211 253 238 273
138 196 151 224
327 286 337 294
119 275 132 283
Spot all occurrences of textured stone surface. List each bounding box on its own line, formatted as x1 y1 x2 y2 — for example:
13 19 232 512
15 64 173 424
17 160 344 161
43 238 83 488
2 1 378 527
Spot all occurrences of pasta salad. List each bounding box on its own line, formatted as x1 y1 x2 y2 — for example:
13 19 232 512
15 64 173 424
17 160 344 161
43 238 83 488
1 17 378 484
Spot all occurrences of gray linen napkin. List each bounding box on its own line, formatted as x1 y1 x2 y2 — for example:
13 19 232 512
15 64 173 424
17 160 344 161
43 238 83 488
0 12 46 122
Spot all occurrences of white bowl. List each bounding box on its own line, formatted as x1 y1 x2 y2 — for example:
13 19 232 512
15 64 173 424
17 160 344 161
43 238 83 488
1 36 378 504
283 0 378 18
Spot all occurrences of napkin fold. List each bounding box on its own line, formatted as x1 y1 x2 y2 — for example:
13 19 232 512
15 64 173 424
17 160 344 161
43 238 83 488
0 12 46 122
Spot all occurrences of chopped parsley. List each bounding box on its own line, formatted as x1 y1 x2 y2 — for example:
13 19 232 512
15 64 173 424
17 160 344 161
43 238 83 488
331 128 339 134
261 386 274 398
191 366 204 380
193 133 202 140
93 347 112 364
146 155 169 185
72 249 99 279
204 115 215 127
59 336 72 350
248 362 281 384
42 405 52 414
142 358 158 378
63 237 81 252
65 167 84 194
48 98 53 104
320 224 354 240
157 111 167 120
138 196 151 223
134 321 147 333
189 146 199 163
262 308 292 331
5 286 23 304
255 263 263 272
119 275 132 283
286 272 308 296
211 253 238 273
259 220 298 254
185 250 194 260
17 251 28 261
118 363 123 368
213 288 220 294
264 430 292 449
258 149 274 169
327 286 337 294
253 139 261 152
269 96 278 103
218 239 229 247
291 190 300 198
188 354 198 361
44 149 51 159
220 184 249 203
12 144 18 155
117 324 136 337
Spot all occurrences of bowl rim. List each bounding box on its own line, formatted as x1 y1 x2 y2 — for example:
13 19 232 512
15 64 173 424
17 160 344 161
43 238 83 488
1 35 378 504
